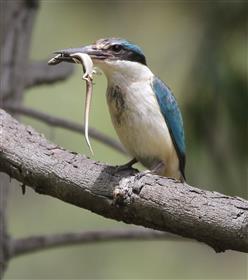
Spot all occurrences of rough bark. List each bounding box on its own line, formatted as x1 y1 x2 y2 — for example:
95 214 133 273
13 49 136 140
1 109 247 254
0 0 38 104
0 0 39 277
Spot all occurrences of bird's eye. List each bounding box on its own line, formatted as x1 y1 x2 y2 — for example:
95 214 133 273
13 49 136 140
111 44 122 52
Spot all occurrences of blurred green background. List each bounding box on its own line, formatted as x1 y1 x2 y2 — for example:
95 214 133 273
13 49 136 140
5 1 247 279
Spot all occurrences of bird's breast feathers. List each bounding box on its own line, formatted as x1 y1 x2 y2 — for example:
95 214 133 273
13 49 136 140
106 74 179 172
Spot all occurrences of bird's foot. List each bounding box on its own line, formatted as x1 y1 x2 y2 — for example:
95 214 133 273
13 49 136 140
150 161 165 175
135 162 165 180
135 169 152 180
116 158 137 172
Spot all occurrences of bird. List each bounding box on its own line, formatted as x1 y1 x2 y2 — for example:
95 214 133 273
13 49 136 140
56 38 186 181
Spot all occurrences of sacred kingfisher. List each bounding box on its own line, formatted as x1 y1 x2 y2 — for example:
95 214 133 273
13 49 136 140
55 38 186 181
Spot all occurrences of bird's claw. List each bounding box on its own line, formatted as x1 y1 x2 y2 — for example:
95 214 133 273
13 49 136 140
135 170 152 180
115 158 137 172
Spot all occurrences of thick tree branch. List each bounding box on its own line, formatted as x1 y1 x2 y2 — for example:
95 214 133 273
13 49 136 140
0 109 247 253
8 228 181 258
2 103 126 154
25 61 74 88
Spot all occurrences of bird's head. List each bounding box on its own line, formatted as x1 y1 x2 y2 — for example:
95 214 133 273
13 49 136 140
54 38 149 81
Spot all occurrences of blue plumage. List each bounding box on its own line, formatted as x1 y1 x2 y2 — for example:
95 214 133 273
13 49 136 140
96 38 145 58
152 77 186 179
119 40 145 57
54 37 186 180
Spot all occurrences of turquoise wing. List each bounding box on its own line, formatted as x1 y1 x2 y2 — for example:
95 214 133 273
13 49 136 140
152 77 186 179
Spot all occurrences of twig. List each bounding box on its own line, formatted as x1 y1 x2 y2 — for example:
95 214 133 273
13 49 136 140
3 103 126 154
9 228 183 258
25 61 74 88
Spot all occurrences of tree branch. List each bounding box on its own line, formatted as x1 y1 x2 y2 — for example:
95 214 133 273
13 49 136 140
0 109 247 253
2 103 126 154
9 228 182 258
0 0 39 277
25 61 74 88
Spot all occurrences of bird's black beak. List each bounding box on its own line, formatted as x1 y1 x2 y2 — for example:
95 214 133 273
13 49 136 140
48 44 110 65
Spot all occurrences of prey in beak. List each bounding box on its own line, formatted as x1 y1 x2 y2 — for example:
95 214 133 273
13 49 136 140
48 47 98 155
47 38 131 155
48 44 111 66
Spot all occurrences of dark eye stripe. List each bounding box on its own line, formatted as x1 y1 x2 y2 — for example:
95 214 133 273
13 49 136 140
97 38 147 65
110 44 122 52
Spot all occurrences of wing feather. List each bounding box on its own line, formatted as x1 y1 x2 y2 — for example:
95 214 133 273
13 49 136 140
152 77 186 179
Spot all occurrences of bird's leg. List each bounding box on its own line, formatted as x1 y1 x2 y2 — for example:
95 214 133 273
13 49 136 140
135 161 165 180
150 161 165 174
116 158 137 171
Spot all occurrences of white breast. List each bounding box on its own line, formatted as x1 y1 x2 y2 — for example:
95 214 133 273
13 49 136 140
98 60 180 177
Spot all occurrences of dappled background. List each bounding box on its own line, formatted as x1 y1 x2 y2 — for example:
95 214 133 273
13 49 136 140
6 1 247 279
